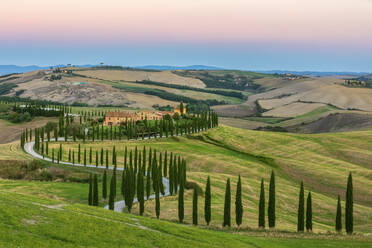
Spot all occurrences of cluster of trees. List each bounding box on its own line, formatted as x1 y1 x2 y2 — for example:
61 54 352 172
22 111 218 148
113 84 227 106
137 80 246 100
85 147 187 219
173 71 261 91
0 82 17 95
216 172 354 234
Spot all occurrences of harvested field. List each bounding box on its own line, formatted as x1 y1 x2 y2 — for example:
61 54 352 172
249 77 372 112
11 77 176 109
0 117 57 144
76 69 206 88
212 102 257 117
287 113 372 133
262 102 326 117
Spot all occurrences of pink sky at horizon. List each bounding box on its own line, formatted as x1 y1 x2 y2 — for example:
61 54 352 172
1 0 372 47
1 0 372 71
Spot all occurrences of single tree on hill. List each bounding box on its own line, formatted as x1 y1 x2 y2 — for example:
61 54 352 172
223 178 231 227
235 175 243 227
204 176 211 225
297 181 305 232
258 178 265 228
268 170 275 228
345 172 353 234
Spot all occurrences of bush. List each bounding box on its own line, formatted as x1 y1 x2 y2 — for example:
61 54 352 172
185 181 203 196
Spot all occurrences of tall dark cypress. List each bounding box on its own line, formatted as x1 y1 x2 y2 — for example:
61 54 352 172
306 192 312 232
155 168 160 219
93 174 99 206
163 151 168 177
88 174 93 205
137 168 145 216
193 187 198 225
178 175 184 223
297 181 305 232
78 144 81 164
146 168 151 200
223 178 231 227
102 170 107 199
258 178 265 228
84 148 87 166
105 149 108 169
345 172 353 234
235 175 243 227
169 158 173 195
204 176 211 225
268 170 275 228
108 173 115 210
335 195 342 232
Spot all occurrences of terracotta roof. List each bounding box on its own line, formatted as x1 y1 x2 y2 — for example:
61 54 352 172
105 112 134 118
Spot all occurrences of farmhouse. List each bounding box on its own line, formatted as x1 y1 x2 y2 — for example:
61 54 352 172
104 110 176 126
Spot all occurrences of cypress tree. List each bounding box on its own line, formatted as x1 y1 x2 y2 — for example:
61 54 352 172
178 176 184 223
205 176 211 225
137 168 145 216
146 168 151 200
100 148 104 166
193 187 198 225
268 170 275 228
84 148 87 166
78 144 81 164
345 172 353 234
95 150 98 167
72 150 75 164
88 174 93 205
258 178 265 228
155 169 160 219
235 175 243 227
335 195 342 232
93 174 99 206
297 181 305 232
105 149 108 168
169 157 174 195
108 173 115 210
102 170 107 199
163 151 168 177
306 191 312 232
89 147 92 164
68 149 71 162
223 178 231 227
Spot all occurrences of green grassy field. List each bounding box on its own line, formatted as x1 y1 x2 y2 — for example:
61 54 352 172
102 80 244 104
43 126 372 234
0 181 370 248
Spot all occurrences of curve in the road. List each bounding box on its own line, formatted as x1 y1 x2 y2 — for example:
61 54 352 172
24 140 170 213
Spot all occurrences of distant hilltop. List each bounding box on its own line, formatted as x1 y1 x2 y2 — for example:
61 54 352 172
0 64 224 76
1 64 370 77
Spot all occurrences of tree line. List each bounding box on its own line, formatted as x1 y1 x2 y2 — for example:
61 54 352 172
137 80 246 100
21 111 219 149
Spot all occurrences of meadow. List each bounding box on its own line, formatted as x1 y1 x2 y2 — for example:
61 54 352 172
42 126 372 234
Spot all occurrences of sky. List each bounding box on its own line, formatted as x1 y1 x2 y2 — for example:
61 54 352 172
1 0 372 72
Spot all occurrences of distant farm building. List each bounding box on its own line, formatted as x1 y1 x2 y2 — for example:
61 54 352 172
104 110 176 126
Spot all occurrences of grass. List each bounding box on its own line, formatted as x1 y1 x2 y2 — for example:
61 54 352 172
243 116 289 124
0 182 370 247
43 126 372 233
103 80 244 104
276 105 340 127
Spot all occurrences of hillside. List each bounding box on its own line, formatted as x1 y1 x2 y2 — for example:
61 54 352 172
33 126 372 233
1 67 372 132
1 185 370 247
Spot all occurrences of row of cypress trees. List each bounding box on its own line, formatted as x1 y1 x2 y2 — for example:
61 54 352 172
21 111 219 148
90 148 187 217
